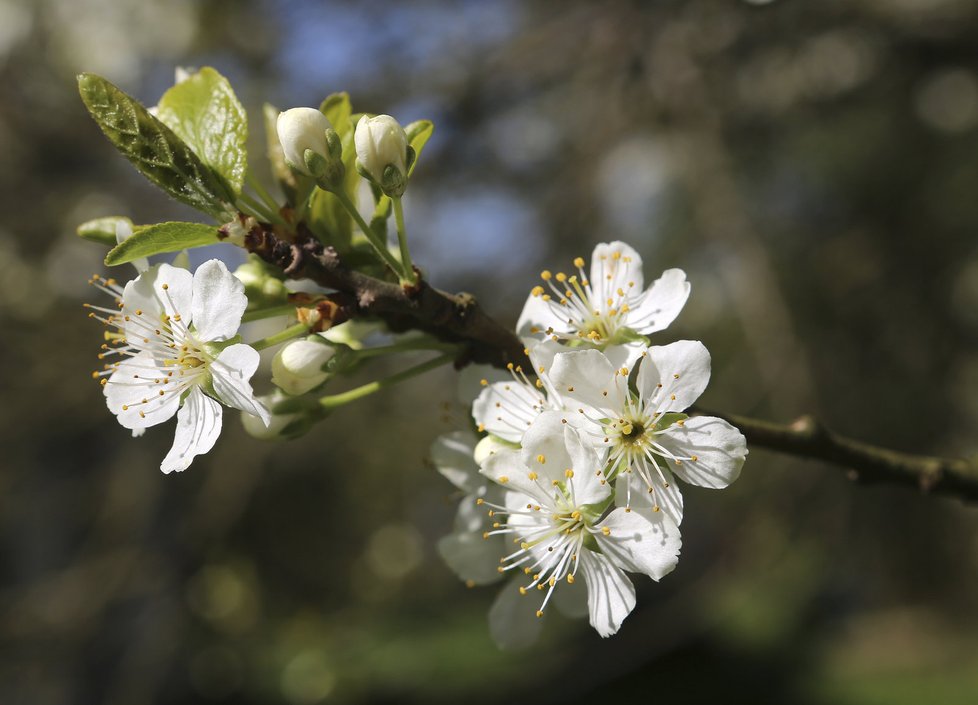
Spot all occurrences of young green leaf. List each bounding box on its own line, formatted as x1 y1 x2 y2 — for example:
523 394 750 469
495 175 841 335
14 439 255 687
104 221 221 266
404 120 433 176
155 67 248 198
77 73 233 219
77 216 133 246
320 92 352 135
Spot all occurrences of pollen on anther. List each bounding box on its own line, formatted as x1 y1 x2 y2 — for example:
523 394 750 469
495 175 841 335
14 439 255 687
528 471 538 481
498 476 509 484
564 469 574 478
536 454 546 464
601 526 611 536
573 256 585 268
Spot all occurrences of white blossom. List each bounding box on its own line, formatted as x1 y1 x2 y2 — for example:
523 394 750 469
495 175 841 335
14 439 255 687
277 107 333 176
550 342 748 525
88 260 270 473
517 241 690 348
354 114 408 185
271 338 335 395
479 414 681 640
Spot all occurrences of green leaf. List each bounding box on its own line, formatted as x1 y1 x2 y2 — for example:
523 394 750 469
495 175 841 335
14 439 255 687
404 120 433 176
155 67 248 198
77 73 233 219
77 216 132 247
104 221 220 266
320 92 352 135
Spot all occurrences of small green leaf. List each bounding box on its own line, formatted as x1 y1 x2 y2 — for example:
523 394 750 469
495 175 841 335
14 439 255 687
104 221 220 266
155 67 248 198
404 120 433 176
77 216 132 246
78 73 233 219
320 92 352 135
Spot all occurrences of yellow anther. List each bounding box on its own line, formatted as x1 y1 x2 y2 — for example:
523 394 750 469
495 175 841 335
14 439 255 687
161 283 168 290
601 526 611 536
612 251 621 260
519 587 528 595
528 471 538 481
480 378 488 386
555 272 567 282
520 542 530 550
498 475 509 484
565 469 574 478
536 454 546 464
573 257 585 268
466 580 475 588
483 532 490 539
691 455 699 461
535 379 543 388
531 285 545 297
536 610 544 618
567 574 575 584
566 385 575 392
541 270 552 281
476 498 484 505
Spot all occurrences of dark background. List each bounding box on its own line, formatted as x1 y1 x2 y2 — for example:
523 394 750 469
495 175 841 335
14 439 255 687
2 0 978 703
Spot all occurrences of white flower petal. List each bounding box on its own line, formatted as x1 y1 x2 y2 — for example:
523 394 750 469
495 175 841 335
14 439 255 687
121 263 193 345
625 268 690 335
657 416 748 489
160 386 223 473
578 551 636 638
210 344 270 426
516 292 562 339
550 349 625 416
453 495 488 533
472 379 547 444
191 260 247 342
616 470 685 526
595 507 681 581
431 431 481 495
637 340 711 412
488 578 545 650
104 350 180 429
590 241 644 295
480 448 552 506
437 531 506 586
602 342 647 372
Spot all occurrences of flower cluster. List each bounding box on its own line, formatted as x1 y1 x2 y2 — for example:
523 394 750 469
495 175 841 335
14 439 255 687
435 241 748 647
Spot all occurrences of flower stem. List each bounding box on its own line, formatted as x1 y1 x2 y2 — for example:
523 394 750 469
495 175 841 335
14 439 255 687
247 171 282 215
317 353 453 411
332 188 406 278
250 322 310 351
237 193 284 226
392 197 416 285
241 304 298 323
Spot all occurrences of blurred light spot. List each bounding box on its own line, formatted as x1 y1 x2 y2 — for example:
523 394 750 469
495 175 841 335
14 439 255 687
489 107 559 170
915 69 978 134
186 562 259 633
190 646 243 700
596 135 670 233
281 650 336 705
0 0 33 61
365 523 423 580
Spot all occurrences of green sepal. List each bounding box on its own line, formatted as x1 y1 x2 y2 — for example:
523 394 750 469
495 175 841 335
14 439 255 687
202 335 242 358
155 67 248 198
77 73 233 219
104 221 220 266
77 216 132 246
654 412 688 432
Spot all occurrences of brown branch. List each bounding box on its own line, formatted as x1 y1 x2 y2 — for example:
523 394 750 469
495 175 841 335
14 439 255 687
244 224 529 369
693 407 978 502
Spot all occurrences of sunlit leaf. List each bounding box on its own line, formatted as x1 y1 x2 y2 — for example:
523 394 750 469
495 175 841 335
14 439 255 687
104 221 221 266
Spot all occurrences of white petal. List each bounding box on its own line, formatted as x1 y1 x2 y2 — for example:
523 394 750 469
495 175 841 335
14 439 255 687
210 344 270 425
578 551 636 638
438 530 506 586
191 259 247 341
637 340 711 412
602 342 647 372
589 241 644 295
472 379 547 444
488 578 545 650
114 219 149 273
121 263 193 345
657 416 748 489
550 349 625 416
516 290 563 339
160 386 223 473
431 431 481 495
453 495 488 533
616 468 685 526
625 268 690 335
595 507 681 580
480 448 552 506
104 350 180 429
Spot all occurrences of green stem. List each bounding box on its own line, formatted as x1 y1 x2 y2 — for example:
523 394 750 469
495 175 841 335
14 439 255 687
241 304 297 323
250 322 309 351
238 193 286 226
392 197 416 284
354 337 458 360
333 188 405 278
317 353 454 411
247 171 282 215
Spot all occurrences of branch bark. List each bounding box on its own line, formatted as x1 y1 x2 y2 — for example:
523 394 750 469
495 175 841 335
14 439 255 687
694 407 978 502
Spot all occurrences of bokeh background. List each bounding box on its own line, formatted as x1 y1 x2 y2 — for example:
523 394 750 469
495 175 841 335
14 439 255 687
3 0 978 703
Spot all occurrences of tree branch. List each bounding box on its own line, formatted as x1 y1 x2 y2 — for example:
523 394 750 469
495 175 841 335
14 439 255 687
244 225 528 368
693 407 978 502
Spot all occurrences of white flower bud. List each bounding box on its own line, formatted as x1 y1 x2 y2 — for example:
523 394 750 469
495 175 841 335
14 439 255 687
271 339 336 395
473 435 510 465
276 107 333 176
354 114 409 188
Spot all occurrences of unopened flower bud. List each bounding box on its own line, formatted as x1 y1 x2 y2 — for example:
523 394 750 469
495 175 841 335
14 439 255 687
354 114 410 196
241 394 307 440
277 108 333 177
271 339 336 395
